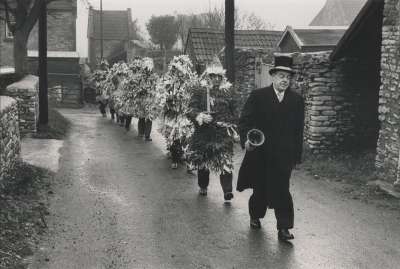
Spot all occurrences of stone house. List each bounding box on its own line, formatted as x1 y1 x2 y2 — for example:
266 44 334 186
277 26 347 53
184 27 283 109
87 8 133 68
0 0 77 68
0 0 83 106
184 27 282 75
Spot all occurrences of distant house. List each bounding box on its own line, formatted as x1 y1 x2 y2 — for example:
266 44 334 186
129 39 150 58
309 0 367 26
184 27 282 74
88 8 133 67
277 26 347 53
0 0 77 68
0 0 84 106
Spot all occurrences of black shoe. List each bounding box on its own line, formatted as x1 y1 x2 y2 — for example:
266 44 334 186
278 229 294 241
145 137 152 141
199 188 207 196
224 192 234 201
250 218 261 229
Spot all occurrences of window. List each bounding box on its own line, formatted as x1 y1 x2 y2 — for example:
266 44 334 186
5 22 14 39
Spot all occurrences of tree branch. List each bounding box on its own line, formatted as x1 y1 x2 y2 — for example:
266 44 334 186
24 0 43 35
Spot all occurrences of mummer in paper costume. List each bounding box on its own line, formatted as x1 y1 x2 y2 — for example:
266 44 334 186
157 55 197 169
186 59 239 202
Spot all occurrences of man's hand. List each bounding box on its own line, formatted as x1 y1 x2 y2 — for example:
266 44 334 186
202 113 213 124
245 140 255 152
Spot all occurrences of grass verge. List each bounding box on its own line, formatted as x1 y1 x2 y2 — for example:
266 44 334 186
301 147 400 209
0 162 52 268
33 107 71 140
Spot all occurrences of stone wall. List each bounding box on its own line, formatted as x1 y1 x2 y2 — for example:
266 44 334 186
234 48 275 111
4 75 39 136
0 96 20 181
376 0 400 184
292 51 379 153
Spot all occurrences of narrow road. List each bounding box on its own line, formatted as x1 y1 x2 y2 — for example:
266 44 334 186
30 108 400 269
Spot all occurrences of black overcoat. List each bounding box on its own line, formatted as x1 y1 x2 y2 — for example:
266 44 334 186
237 86 304 208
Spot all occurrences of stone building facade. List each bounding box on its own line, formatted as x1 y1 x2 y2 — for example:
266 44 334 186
87 8 133 68
376 0 400 185
0 96 20 181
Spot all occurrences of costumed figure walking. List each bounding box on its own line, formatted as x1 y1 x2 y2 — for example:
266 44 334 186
124 57 159 135
132 57 159 140
91 60 110 117
120 59 143 130
108 62 129 125
158 55 196 169
186 62 239 201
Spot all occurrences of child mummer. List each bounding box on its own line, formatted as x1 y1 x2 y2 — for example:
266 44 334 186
187 62 238 201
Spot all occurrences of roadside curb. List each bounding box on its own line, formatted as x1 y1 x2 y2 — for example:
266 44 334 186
367 180 400 199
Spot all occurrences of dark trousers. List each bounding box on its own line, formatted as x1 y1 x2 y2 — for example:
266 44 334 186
198 168 233 194
110 108 115 120
125 115 132 130
117 114 125 126
248 166 294 229
170 140 183 163
98 102 106 115
138 118 152 138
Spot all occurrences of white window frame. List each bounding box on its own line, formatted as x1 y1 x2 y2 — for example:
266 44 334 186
5 22 14 39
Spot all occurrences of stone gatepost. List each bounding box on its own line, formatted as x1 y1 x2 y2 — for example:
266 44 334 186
4 75 39 136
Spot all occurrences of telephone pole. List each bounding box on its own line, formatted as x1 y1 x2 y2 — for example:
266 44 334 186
225 0 235 83
100 0 103 60
38 0 48 127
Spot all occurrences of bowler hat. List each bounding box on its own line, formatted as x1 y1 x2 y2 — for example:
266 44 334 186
269 55 295 75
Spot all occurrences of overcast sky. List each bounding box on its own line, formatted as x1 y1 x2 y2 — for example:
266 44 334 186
88 0 326 34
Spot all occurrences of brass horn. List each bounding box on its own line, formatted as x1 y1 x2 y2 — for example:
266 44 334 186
247 129 265 147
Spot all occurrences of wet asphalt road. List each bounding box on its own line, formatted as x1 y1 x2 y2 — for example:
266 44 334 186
29 108 400 269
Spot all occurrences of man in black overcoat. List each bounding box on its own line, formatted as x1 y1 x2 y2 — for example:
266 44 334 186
237 55 304 241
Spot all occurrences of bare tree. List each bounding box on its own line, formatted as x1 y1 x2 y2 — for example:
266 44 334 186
0 0 59 76
239 12 275 30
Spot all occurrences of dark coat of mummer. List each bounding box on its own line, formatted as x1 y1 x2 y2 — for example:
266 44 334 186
237 55 304 241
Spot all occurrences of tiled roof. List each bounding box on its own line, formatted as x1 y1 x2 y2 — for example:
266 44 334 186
185 28 282 64
293 28 347 46
310 0 367 26
90 9 130 40
47 0 76 10
330 0 384 60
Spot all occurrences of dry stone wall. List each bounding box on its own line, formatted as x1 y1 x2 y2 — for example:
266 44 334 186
291 51 379 153
4 75 39 136
234 48 275 111
0 96 20 181
376 0 400 183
